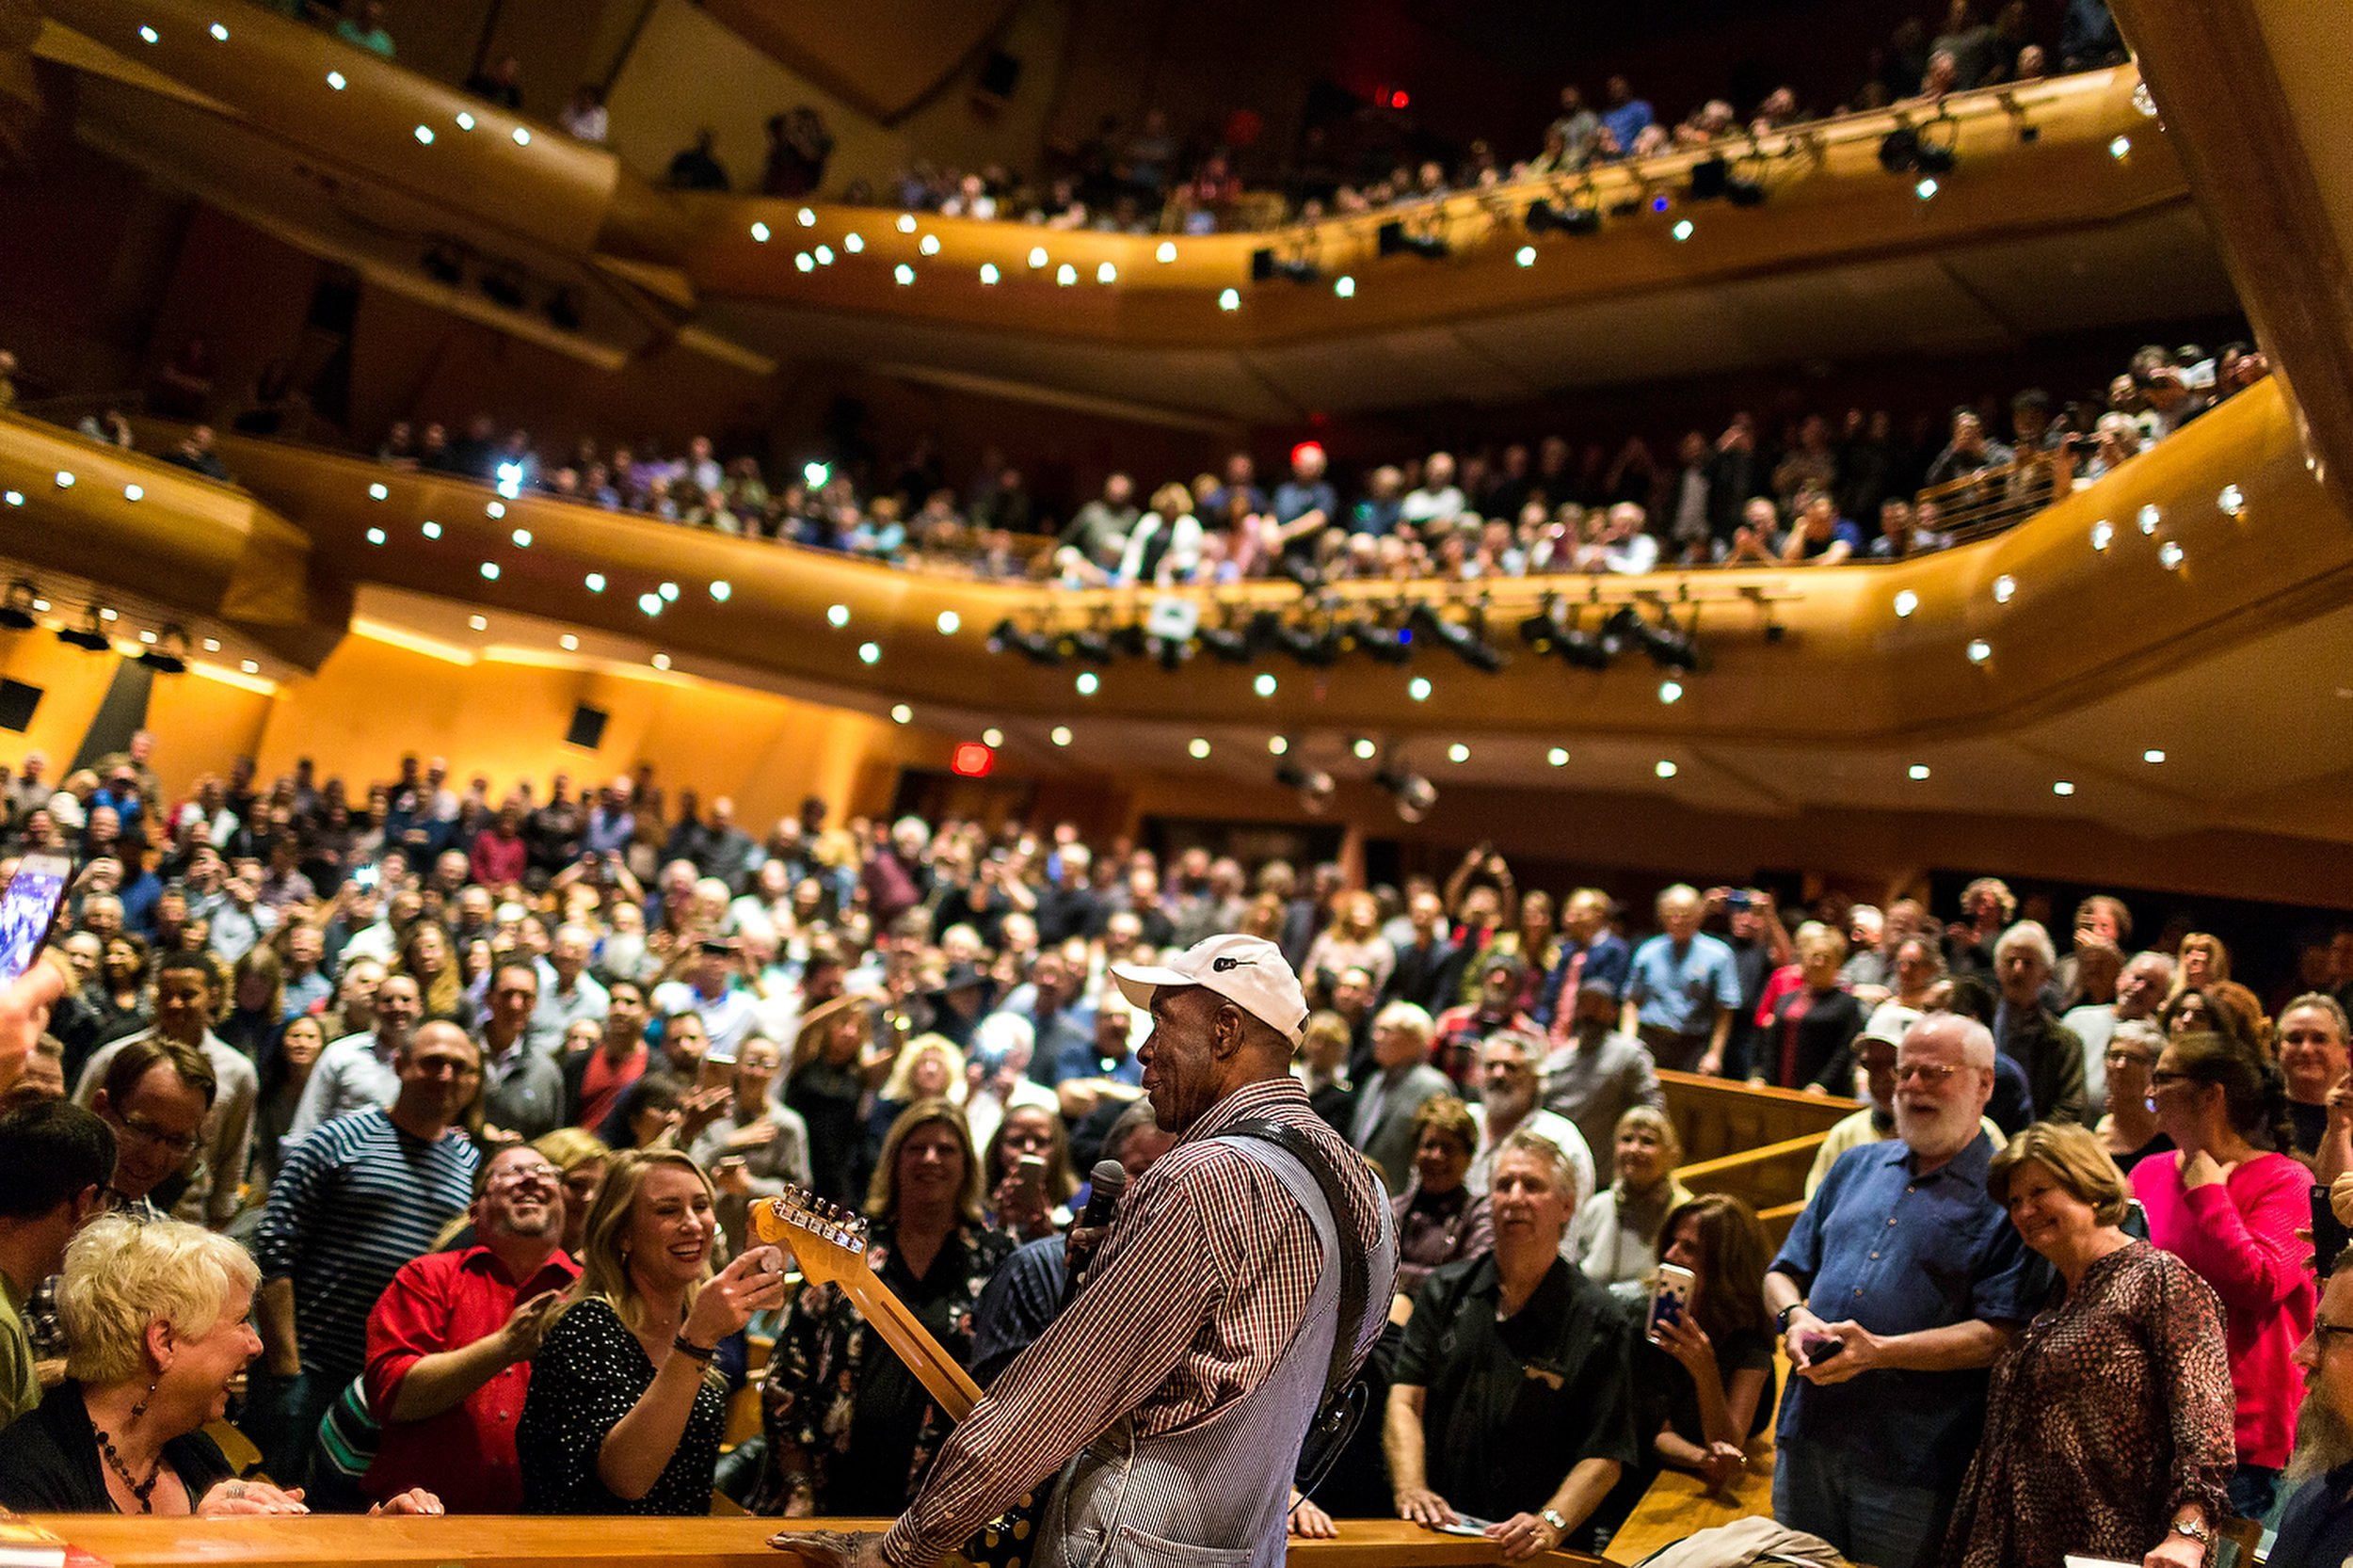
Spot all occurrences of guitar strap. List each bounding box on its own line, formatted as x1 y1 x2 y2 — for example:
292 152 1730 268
1212 1117 1375 1500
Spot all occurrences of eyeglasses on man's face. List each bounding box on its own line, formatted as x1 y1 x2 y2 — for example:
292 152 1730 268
1892 1061 1963 1086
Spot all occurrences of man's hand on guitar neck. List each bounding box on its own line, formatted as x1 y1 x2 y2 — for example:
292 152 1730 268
768 1527 888 1568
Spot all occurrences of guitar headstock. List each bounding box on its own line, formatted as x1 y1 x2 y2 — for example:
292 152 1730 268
751 1187 873 1291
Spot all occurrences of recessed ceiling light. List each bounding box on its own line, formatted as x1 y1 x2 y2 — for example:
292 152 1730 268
895 213 914 232
1514 246 1536 267
1057 264 1078 287
1334 275 1356 298
2217 484 2245 517
750 221 771 243
890 704 913 724
1097 262 1117 283
1075 671 1098 696
1547 747 1568 767
801 208 819 228
201 637 218 652
139 25 159 42
814 245 834 265
2158 541 2185 569
1909 763 1931 780
207 21 228 40
711 581 731 601
1447 743 1470 763
2137 504 2160 534
327 71 345 89
414 124 435 145
1218 288 1241 312
559 633 578 650
54 472 73 488
1188 737 1211 759
455 112 475 132
2143 748 2167 764
240 659 259 674
1156 241 1177 264
487 501 504 519
921 235 942 256
1353 739 1377 760
122 485 143 502
1892 589 1918 617
658 581 680 602
2053 780 2076 795
511 127 531 146
893 264 915 286
1966 639 1992 664
468 615 488 631
1915 177 1939 200
1051 726 1073 746
638 593 663 616
982 727 1004 747
584 572 605 592
1655 760 1678 778
1672 218 1694 241
511 528 532 548
2090 520 2114 551
979 263 1000 284
479 561 500 580
650 652 671 670
936 611 958 634
843 232 863 252
421 520 441 538
1254 672 1278 697
1992 575 2015 603
795 253 815 274
2108 135 2131 158
138 629 156 644
857 641 881 664
826 603 850 628
1267 736 1289 755
1408 676 1432 701
98 608 117 621
1028 247 1048 268
2 490 20 505
1658 680 1683 704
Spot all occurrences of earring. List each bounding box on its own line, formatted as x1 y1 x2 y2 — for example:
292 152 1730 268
130 1379 156 1425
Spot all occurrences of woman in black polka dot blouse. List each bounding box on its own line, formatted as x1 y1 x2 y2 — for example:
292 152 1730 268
518 1149 784 1513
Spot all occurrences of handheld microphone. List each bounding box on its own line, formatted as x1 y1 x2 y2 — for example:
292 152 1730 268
1061 1160 1128 1307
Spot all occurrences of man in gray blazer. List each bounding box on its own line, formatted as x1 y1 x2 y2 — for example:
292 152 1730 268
1348 1001 1456 1192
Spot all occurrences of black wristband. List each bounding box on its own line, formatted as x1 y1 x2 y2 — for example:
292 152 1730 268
1775 1302 1808 1332
672 1333 717 1361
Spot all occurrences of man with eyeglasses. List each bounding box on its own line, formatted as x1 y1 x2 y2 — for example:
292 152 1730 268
71 952 256 1229
250 1021 483 1488
1762 1014 2033 1568
2276 1253 2353 1562
358 1143 580 1512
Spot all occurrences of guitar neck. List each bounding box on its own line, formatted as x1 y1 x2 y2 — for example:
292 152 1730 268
830 1272 985 1422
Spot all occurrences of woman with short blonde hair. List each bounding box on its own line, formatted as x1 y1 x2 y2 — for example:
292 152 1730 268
0 1216 406 1515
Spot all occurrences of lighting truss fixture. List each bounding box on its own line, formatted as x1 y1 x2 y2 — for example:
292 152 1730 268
1197 614 1256 664
1603 602 1699 671
1408 601 1504 672
58 607 113 652
138 625 190 675
985 616 1063 665
1250 248 1321 285
0 581 36 632
1275 762 1337 815
1524 190 1603 236
1880 113 1959 177
1371 761 1439 824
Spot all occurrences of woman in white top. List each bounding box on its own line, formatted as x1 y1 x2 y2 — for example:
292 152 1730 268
1573 1104 1693 1290
1116 482 1206 585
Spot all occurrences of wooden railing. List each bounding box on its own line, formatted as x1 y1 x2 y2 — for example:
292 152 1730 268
1658 1070 1854 1246
24 1515 1610 1567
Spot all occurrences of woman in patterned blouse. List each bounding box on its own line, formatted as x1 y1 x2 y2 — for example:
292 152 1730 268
757 1097 1014 1517
1389 1095 1493 1300
1941 1122 2232 1568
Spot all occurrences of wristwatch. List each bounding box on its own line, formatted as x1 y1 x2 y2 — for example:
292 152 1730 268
1539 1509 1569 1541
1775 1301 1809 1332
2169 1515 2213 1551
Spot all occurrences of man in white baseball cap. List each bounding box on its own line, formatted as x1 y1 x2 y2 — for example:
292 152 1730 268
774 928 1395 1568
1111 934 1310 1055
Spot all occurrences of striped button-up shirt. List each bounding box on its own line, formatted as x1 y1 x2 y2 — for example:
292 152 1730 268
883 1077 1392 1567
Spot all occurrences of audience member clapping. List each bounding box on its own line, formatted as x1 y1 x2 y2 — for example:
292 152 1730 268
516 1149 783 1512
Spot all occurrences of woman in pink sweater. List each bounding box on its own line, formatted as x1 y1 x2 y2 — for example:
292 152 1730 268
2132 1030 2316 1527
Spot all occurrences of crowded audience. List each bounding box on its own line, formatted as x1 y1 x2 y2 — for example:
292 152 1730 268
0 727 2349 1568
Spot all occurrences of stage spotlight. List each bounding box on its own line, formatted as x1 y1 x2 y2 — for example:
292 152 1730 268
1516 601 1561 654
1377 220 1450 261
1557 623 1613 670
1198 620 1255 664
1250 248 1321 285
1524 197 1601 237
1338 615 1412 665
1880 117 1958 177
1109 623 1151 659
1688 156 1730 201
1153 636 1190 673
58 608 112 652
0 581 36 632
1275 762 1337 815
1062 627 1115 665
1371 763 1439 824
1879 127 1920 172
986 616 1063 665
1410 602 1504 673
1605 604 1699 671
139 625 189 675
481 265 527 309
1270 618 1338 667
1723 162 1768 206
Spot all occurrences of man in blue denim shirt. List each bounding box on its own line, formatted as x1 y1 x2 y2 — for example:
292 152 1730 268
1621 885 1741 1075
1763 1014 2031 1568
2275 1257 2353 1566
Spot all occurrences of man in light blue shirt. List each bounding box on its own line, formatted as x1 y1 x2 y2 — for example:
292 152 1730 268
1620 884 1740 1075
1599 75 1654 154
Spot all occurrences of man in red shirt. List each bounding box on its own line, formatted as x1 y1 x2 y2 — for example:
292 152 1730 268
467 802 531 888
563 978 648 1129
360 1143 580 1512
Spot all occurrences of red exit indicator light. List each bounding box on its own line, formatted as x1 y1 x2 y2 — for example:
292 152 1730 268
951 743 996 777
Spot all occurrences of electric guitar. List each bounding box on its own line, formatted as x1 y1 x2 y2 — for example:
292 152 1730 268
751 1189 1042 1568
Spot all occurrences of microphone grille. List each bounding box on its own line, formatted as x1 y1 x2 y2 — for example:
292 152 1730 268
1091 1158 1129 1193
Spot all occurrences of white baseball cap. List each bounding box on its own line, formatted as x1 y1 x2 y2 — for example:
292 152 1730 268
1112 934 1310 1048
1858 1001 1924 1049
